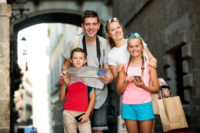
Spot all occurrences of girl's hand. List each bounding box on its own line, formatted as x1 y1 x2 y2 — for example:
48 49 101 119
126 76 134 83
133 77 146 89
80 113 89 123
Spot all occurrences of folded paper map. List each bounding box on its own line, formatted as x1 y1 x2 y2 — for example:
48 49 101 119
66 66 108 89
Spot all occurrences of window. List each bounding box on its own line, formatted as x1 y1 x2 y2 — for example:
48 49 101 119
167 43 189 104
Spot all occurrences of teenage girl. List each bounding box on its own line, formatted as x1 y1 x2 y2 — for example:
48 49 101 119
116 33 159 133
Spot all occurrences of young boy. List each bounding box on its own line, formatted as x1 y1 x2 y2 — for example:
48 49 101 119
59 48 95 133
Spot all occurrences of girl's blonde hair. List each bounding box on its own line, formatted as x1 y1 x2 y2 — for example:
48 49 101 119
126 37 145 77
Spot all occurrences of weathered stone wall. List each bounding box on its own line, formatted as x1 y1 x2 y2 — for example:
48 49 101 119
114 0 165 77
51 100 64 133
113 0 200 131
0 3 11 133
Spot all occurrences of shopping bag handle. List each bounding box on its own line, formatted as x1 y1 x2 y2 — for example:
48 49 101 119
158 85 172 99
160 85 170 90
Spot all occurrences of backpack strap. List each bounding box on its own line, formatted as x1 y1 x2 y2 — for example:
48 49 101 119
96 36 107 67
72 36 80 50
73 35 106 68
82 35 88 66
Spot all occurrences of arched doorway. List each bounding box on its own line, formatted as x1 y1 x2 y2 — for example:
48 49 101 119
10 10 104 133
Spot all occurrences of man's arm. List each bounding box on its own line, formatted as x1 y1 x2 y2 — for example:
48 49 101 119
62 38 74 72
98 64 113 85
60 58 71 80
104 64 113 83
100 39 113 84
62 58 71 72
108 65 119 84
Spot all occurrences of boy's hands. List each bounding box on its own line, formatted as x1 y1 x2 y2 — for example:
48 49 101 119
60 71 67 80
62 74 71 86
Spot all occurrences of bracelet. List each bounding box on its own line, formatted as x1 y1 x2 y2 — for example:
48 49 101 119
121 65 124 72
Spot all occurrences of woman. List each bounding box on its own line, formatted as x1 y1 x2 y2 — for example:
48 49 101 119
105 18 158 133
116 34 159 133
105 18 157 83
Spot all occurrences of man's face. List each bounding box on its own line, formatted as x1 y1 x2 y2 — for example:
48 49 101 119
81 17 100 38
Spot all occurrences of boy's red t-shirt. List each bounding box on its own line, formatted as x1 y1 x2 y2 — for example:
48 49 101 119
63 81 91 112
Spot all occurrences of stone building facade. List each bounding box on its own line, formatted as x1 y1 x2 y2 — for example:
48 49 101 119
113 0 200 131
0 2 11 133
48 23 82 133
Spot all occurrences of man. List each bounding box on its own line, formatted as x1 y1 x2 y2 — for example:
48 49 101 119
62 10 113 133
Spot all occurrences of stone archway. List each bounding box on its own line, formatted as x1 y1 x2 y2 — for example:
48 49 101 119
0 0 112 131
12 9 82 32
12 9 105 33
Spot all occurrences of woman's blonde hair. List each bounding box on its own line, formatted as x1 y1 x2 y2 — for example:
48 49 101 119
105 18 124 48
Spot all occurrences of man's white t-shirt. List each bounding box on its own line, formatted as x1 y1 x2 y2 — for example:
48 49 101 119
62 35 110 109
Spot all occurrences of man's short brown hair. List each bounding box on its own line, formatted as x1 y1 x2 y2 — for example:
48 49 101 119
82 10 99 23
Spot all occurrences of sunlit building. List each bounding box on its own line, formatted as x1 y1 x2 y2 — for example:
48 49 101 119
14 71 33 125
48 23 82 132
